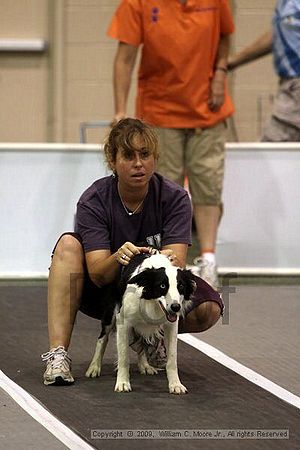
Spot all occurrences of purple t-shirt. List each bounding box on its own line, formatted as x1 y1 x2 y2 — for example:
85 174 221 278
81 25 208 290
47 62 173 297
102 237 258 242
74 173 192 253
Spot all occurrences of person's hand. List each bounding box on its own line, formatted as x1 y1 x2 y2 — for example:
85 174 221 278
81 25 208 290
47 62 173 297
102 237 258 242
208 72 225 112
116 242 150 265
160 249 179 266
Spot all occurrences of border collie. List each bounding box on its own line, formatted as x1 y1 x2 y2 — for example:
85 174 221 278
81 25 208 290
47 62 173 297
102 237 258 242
86 252 196 394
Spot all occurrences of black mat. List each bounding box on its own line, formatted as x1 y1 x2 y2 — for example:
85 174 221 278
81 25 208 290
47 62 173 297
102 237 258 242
1 285 299 450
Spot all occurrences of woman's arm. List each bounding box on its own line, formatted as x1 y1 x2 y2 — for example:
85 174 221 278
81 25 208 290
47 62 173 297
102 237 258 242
112 42 139 123
85 243 150 287
208 34 231 112
161 243 188 269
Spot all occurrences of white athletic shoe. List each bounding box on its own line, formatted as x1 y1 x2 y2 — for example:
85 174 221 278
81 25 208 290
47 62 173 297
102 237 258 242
130 331 167 369
143 335 167 369
41 346 74 386
193 257 219 290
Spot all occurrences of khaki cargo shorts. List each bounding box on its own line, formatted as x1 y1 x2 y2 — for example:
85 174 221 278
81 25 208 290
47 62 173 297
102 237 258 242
261 77 300 142
154 121 227 205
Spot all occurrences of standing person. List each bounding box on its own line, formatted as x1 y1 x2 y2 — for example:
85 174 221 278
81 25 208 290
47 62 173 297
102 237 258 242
42 118 223 386
107 0 235 289
228 0 300 141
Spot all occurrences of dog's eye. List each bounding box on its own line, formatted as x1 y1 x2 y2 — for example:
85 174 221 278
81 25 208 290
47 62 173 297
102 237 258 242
160 284 166 289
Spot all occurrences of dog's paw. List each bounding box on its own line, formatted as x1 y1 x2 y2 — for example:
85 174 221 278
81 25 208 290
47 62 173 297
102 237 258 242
85 363 101 378
138 361 158 375
114 380 132 392
137 353 158 375
169 382 187 395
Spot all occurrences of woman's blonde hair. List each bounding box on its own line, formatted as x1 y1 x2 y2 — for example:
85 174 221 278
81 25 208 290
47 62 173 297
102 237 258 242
104 118 159 170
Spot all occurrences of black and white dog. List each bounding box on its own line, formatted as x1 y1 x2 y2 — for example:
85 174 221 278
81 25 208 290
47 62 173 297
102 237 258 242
86 252 196 394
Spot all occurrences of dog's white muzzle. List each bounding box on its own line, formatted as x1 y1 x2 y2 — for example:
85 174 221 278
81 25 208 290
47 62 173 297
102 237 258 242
158 299 180 323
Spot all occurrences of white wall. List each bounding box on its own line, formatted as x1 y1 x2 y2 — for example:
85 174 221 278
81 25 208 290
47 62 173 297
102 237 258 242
218 143 300 274
1 144 108 277
1 143 299 277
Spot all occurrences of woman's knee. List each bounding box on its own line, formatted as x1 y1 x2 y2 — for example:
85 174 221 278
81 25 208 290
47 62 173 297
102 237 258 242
201 301 222 329
53 234 84 263
180 300 221 333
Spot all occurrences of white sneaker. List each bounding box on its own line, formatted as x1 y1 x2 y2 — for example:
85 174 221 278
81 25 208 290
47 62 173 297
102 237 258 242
143 335 167 369
193 257 218 290
130 330 167 369
41 346 74 386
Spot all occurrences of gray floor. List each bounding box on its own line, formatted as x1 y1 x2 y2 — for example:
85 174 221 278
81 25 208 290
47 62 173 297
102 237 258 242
1 281 299 450
0 389 67 449
196 285 300 397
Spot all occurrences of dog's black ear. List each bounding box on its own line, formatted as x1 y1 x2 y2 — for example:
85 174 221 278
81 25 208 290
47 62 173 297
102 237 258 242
177 269 196 300
128 267 169 300
127 270 149 288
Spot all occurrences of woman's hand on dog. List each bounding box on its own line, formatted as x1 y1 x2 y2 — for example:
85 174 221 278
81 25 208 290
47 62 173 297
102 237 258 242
160 249 179 266
116 242 150 265
116 244 179 267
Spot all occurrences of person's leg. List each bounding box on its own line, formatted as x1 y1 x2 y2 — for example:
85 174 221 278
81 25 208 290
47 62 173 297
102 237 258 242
48 234 85 349
193 205 220 254
186 122 226 288
179 301 221 333
178 274 223 333
42 233 85 385
154 127 185 186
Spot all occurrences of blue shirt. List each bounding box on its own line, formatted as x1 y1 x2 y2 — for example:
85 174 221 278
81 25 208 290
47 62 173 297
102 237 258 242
273 0 300 77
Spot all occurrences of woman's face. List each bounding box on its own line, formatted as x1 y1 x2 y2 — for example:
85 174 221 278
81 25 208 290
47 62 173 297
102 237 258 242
111 134 155 190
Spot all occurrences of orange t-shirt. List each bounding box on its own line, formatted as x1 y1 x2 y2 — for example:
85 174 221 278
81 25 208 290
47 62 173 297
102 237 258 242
108 0 234 128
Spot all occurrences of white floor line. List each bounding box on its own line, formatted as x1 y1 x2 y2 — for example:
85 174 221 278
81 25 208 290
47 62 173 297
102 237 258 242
179 334 300 410
0 370 94 450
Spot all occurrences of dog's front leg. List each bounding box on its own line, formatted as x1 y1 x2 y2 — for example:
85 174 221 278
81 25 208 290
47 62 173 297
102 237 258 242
85 333 109 378
114 314 131 392
164 322 187 394
137 352 158 375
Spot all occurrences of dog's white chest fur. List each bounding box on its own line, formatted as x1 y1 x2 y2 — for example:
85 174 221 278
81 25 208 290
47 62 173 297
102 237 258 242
120 287 166 339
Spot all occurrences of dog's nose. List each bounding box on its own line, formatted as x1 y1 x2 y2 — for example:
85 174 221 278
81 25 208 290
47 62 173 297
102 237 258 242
170 303 181 313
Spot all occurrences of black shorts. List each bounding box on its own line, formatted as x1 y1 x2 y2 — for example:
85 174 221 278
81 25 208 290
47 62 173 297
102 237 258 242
51 232 224 320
